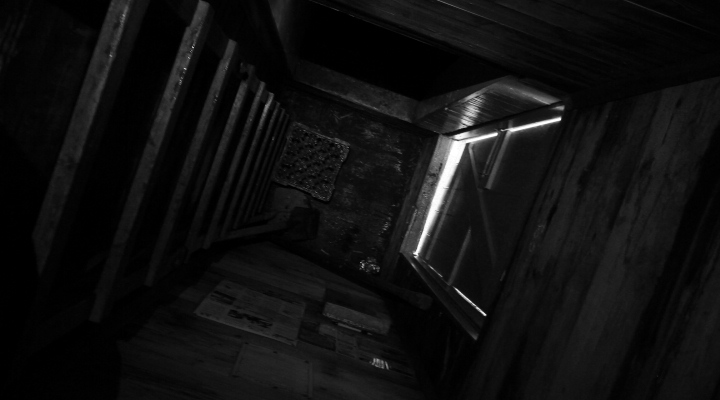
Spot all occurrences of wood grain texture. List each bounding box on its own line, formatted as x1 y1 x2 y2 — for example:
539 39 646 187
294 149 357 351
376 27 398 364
231 105 283 228
115 242 424 400
311 0 719 92
251 113 291 216
185 69 254 253
462 75 720 399
91 1 213 322
203 82 267 248
146 38 239 287
33 0 149 278
221 97 277 236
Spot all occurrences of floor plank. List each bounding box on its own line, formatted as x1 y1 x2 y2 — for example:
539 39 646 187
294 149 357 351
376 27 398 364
116 241 425 400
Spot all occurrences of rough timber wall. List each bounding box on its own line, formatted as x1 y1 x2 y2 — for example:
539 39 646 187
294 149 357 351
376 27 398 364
463 75 720 399
271 88 424 274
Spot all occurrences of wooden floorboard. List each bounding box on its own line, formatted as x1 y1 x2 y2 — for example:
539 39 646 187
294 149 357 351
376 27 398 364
116 241 425 400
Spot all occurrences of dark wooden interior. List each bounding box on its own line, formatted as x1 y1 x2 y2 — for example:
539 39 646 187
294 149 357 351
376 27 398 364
2 0 720 399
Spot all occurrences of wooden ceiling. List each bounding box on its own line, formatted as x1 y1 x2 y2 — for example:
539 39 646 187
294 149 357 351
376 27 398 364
308 0 720 93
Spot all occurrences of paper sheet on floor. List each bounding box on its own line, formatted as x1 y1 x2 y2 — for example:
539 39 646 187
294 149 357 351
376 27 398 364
195 279 306 345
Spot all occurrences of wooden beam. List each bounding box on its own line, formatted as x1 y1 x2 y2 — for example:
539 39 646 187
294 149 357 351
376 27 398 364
464 75 720 399
226 103 282 233
235 0 292 85
221 221 288 241
382 135 439 282
623 0 720 37
221 98 278 236
33 0 149 278
294 60 417 123
566 52 720 110
185 68 255 254
309 0 602 91
242 110 288 222
91 1 212 322
233 106 284 227
250 114 292 216
202 82 268 248
146 39 239 287
26 0 150 345
436 0 660 72
414 76 508 121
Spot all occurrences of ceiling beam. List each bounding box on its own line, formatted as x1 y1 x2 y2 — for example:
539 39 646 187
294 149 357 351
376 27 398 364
311 0 600 91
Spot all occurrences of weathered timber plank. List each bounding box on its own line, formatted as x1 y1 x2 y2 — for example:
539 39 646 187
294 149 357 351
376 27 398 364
232 105 285 226
624 0 720 37
91 1 212 322
437 0 650 73
221 97 277 236
202 83 268 248
653 221 720 399
566 52 720 110
146 39 239 287
464 76 720 399
492 0 706 64
33 0 149 276
220 221 287 241
251 114 291 216
310 0 613 90
184 68 255 254
295 61 417 123
244 111 288 220
542 77 720 400
381 135 437 282
549 0 716 52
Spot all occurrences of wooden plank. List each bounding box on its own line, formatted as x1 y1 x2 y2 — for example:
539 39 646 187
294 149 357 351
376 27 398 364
229 105 282 229
32 0 149 277
91 1 213 322
566 52 720 110
309 0 611 91
624 0 720 37
463 77 720 399
381 135 438 282
184 68 255 254
250 114 291 216
221 98 278 237
202 82 267 248
295 60 417 123
234 0 292 83
548 0 715 52
226 105 280 229
146 39 239 287
436 0 650 73
241 109 287 223
221 222 288 241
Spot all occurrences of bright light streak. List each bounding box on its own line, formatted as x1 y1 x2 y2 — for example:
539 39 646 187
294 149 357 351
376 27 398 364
454 288 487 316
415 116 561 257
506 116 562 133
415 141 465 255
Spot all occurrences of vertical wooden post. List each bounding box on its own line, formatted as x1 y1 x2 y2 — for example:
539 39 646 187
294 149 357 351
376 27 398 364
145 37 238 287
251 114 292 217
184 69 256 254
33 0 149 280
233 106 284 226
202 82 267 248
221 98 279 236
91 1 213 322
